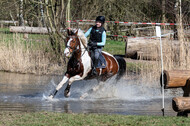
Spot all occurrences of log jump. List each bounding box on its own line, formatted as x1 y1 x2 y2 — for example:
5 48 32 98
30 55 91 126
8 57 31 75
161 70 190 117
161 70 190 89
10 26 50 34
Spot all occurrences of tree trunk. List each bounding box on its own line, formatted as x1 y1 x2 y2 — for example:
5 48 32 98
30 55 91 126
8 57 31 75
161 70 190 88
39 0 45 27
19 0 24 26
175 0 185 67
66 0 71 28
162 0 166 31
10 26 50 34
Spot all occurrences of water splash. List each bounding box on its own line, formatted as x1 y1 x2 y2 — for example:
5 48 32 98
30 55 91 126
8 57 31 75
68 76 183 101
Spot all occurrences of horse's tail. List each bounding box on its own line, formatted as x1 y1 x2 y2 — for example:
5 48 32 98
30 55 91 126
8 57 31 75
114 55 126 80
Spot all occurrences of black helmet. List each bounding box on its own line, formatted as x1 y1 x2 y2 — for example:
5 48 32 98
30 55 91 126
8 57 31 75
96 16 105 24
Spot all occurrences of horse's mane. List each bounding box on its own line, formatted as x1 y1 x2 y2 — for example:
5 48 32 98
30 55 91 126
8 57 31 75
77 29 88 47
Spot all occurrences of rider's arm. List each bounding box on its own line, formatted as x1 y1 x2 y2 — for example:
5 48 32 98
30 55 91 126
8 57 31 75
97 31 106 46
84 27 92 38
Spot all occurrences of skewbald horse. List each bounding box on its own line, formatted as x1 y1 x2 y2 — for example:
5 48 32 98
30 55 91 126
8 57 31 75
49 29 126 99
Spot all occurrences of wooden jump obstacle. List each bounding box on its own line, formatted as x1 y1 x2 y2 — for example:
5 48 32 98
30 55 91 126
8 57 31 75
161 70 190 117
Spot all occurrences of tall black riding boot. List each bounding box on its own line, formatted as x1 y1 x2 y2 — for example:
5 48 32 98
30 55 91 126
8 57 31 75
91 67 97 76
92 59 99 75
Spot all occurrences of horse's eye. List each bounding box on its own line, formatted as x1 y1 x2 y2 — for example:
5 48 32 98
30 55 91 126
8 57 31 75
71 40 75 43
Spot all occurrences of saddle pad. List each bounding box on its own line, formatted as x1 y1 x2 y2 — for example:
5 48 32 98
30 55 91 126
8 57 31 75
97 53 107 68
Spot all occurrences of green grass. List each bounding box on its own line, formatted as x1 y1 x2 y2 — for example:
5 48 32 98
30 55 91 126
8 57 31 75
104 40 126 55
0 29 52 51
0 112 190 126
0 27 10 33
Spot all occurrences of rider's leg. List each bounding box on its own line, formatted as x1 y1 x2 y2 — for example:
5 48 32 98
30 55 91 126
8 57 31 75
90 49 96 75
94 48 102 66
92 48 102 75
90 49 95 66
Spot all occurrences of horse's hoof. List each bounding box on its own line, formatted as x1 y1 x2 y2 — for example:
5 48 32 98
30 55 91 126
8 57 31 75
80 93 88 99
64 91 70 98
47 95 53 100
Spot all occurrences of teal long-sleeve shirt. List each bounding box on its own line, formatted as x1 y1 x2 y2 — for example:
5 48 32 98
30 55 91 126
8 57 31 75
84 27 106 46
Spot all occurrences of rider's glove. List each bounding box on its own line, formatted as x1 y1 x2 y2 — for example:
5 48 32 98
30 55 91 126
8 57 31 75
88 42 97 47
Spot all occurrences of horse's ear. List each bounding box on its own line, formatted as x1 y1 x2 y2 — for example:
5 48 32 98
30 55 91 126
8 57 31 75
75 30 78 35
67 28 71 35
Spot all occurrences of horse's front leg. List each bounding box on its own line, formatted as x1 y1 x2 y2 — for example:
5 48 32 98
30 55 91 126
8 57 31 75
64 75 83 97
49 75 69 99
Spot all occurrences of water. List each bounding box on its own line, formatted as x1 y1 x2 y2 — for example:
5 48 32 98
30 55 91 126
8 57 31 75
0 72 183 116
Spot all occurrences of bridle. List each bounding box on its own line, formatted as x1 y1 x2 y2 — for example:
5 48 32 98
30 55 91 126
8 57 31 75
65 36 88 57
66 36 78 50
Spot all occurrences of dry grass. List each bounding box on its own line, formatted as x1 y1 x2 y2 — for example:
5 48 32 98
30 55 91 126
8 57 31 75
126 35 190 82
0 33 65 75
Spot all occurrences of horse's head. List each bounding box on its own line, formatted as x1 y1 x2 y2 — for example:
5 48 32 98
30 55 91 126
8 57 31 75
64 29 80 57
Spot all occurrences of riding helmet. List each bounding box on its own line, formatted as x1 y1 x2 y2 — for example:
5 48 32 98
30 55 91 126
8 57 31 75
96 16 105 24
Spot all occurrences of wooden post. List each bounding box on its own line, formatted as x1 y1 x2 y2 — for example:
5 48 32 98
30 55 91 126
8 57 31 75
182 78 190 97
76 20 79 29
114 22 119 41
124 37 128 57
1 23 3 28
160 70 190 88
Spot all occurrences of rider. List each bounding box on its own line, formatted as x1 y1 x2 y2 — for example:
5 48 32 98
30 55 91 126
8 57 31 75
85 16 106 75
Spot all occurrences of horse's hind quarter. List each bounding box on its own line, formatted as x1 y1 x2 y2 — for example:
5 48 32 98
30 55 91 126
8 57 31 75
101 52 119 75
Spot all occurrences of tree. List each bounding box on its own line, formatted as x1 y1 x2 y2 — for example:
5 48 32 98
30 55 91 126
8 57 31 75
19 0 24 26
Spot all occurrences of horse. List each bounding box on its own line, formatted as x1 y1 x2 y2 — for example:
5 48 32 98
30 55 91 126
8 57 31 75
48 29 126 99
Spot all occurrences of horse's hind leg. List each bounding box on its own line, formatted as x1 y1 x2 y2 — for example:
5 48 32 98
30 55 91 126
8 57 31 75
64 75 83 97
80 82 105 99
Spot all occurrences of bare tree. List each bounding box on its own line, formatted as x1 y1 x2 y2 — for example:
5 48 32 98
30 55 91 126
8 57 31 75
43 0 67 60
19 0 24 26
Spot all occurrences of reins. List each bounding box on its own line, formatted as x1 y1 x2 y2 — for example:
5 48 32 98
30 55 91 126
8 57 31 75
66 35 88 59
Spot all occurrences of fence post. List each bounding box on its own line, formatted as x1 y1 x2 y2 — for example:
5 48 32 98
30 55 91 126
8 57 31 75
114 22 119 41
1 23 3 28
124 37 128 57
75 20 78 29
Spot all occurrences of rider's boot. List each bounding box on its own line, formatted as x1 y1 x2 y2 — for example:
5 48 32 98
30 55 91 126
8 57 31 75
91 59 98 75
91 67 97 76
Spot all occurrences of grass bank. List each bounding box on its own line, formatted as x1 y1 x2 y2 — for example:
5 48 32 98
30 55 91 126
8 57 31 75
0 111 189 126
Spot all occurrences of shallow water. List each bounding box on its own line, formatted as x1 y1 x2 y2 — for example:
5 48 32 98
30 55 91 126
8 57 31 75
0 72 183 116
